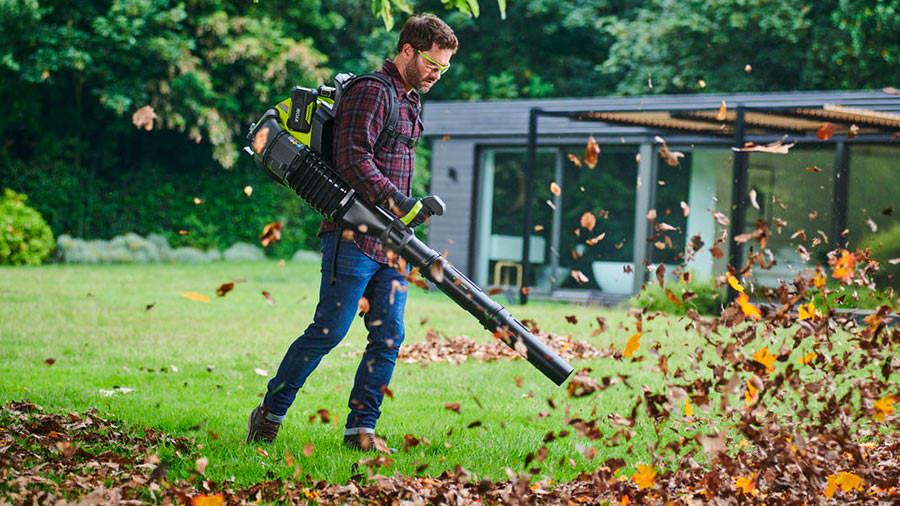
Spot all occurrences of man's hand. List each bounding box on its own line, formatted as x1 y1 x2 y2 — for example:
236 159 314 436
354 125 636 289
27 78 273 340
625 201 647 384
388 191 440 227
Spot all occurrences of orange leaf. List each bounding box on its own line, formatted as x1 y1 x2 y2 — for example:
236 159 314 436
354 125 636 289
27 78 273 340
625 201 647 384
665 288 682 306
567 153 583 167
260 222 283 247
302 442 315 457
727 274 744 293
631 463 656 490
873 395 896 422
584 136 600 168
580 211 597 231
734 475 757 495
737 292 760 320
191 494 225 506
797 301 816 320
825 472 863 497
684 398 693 417
830 249 855 284
716 100 727 121
817 122 836 140
745 379 758 405
358 297 370 313
753 346 776 374
624 333 641 358
798 352 816 365
252 126 269 154
655 136 684 166
586 233 606 245
262 291 275 306
549 182 562 196
182 292 210 303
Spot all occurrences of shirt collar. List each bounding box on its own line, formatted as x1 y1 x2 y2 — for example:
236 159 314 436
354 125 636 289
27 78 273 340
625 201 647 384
381 59 420 103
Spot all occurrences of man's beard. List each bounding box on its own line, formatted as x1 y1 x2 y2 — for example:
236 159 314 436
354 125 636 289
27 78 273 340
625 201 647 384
404 59 435 94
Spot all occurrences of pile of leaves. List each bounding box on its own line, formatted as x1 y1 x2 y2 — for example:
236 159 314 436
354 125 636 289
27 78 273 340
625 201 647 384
396 326 609 364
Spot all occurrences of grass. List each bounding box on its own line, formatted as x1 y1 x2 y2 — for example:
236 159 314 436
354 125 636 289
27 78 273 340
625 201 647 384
0 260 845 487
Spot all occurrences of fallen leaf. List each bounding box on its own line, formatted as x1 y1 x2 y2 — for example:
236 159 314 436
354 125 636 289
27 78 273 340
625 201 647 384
195 456 209 474
873 395 896 422
752 346 776 374
302 442 315 457
444 403 461 413
632 464 656 490
262 291 275 306
380 385 394 399
192 494 225 506
182 292 210 303
624 333 641 358
216 283 234 297
45 358 56 366
825 472 863 498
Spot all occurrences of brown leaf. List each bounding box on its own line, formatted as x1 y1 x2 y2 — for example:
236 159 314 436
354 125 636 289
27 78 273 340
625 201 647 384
357 296 370 314
515 375 523 387
487 287 503 295
259 222 283 247
580 211 597 231
565 314 578 324
655 136 684 166
380 384 394 399
584 136 600 168
817 122 836 140
570 270 589 285
131 105 156 131
444 403 461 413
549 182 562 196
317 409 331 423
567 153 583 167
262 291 275 306
216 283 234 297
195 456 209 474
732 139 795 154
711 211 730 226
429 257 445 283
302 442 314 457
55 441 77 458
710 246 724 259
655 264 666 287
716 100 727 121
45 358 56 366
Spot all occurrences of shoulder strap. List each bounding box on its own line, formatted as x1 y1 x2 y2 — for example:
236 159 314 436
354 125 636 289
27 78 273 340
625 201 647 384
345 73 417 150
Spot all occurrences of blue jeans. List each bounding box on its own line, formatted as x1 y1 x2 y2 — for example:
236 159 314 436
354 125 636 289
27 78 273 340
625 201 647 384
263 232 408 430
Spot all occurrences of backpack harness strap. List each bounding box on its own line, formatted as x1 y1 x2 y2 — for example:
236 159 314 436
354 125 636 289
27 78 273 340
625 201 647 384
350 73 418 151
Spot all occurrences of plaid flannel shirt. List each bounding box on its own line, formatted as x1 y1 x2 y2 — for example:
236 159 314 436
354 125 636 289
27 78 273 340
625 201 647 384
319 60 423 264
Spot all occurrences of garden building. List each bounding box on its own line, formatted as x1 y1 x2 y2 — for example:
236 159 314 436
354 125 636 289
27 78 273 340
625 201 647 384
421 90 900 303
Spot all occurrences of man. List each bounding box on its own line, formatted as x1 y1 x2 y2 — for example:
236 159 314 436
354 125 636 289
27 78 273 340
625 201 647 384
246 13 458 452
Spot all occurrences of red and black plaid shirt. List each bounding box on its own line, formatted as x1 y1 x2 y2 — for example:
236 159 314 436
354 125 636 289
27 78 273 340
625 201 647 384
319 60 423 264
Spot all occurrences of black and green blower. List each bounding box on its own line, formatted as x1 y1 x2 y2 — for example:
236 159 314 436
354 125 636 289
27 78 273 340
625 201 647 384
243 75 574 386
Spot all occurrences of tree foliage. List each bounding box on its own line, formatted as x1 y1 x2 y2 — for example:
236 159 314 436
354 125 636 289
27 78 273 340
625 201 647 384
0 0 894 253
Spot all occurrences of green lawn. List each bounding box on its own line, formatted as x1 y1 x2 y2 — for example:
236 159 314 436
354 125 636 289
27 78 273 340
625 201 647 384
0 260 871 489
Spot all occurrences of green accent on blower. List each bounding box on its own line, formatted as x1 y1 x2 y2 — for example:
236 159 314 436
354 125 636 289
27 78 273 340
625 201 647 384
400 200 423 225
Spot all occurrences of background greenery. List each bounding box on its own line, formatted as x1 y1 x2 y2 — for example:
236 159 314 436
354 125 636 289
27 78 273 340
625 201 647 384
1 0 896 255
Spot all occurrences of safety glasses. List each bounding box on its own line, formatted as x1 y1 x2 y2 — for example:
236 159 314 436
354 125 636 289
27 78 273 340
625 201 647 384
417 50 450 75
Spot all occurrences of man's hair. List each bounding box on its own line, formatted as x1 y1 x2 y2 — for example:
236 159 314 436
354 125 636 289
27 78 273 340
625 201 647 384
397 13 458 53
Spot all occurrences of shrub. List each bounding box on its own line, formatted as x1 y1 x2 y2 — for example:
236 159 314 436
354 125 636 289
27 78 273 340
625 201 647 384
631 275 727 316
146 233 174 262
56 235 98 264
223 242 266 261
0 188 55 265
171 247 211 263
291 249 322 263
